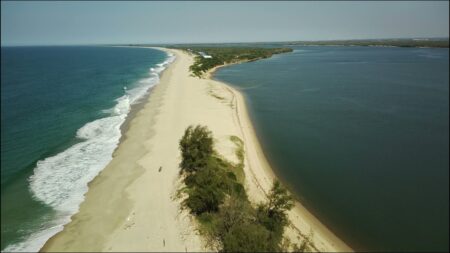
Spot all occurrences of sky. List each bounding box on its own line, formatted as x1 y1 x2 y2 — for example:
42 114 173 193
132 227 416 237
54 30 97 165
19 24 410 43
1 1 449 46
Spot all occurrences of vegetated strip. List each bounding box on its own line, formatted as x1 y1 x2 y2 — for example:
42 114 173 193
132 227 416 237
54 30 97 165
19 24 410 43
170 47 293 77
177 125 314 252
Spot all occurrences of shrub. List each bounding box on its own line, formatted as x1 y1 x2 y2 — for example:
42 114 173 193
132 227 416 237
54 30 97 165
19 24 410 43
179 125 213 173
256 181 294 241
179 126 295 252
266 180 294 218
222 222 279 252
184 165 227 215
185 183 224 215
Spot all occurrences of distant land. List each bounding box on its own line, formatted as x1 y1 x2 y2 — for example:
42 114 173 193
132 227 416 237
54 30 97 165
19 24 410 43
120 38 449 49
284 38 449 48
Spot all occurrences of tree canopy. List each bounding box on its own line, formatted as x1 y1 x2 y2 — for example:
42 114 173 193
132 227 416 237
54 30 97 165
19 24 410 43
179 125 301 252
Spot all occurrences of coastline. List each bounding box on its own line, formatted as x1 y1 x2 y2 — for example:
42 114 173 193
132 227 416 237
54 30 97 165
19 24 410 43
206 63 352 252
41 48 351 252
41 48 205 252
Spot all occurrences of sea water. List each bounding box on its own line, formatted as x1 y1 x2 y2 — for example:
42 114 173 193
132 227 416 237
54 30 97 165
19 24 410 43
214 46 449 251
1 46 174 251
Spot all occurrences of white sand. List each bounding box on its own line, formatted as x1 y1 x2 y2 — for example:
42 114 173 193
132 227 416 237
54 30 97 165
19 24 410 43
41 48 352 252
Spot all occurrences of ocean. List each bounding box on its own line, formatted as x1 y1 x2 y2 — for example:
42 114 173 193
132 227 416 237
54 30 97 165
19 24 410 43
0 46 173 251
214 46 449 251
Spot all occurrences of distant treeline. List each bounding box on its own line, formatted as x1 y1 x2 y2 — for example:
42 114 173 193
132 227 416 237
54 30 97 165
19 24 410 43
178 125 313 252
170 47 293 77
124 38 449 51
285 38 449 48
127 38 448 49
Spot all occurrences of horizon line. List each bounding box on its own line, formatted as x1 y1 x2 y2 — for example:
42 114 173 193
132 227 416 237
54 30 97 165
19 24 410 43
2 37 449 47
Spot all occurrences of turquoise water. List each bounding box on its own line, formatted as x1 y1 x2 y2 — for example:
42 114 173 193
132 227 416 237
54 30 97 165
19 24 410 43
1 46 172 251
215 46 449 251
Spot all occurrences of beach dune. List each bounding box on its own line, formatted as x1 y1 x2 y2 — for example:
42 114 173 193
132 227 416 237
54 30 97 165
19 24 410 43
41 48 351 252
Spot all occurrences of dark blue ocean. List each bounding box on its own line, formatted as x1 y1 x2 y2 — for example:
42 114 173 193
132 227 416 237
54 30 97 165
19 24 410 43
215 46 449 251
1 46 172 251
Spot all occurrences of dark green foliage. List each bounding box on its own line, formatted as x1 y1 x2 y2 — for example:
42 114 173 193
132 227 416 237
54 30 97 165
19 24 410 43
180 126 244 215
190 56 224 76
222 222 279 252
216 198 280 252
181 47 293 77
185 181 224 214
184 168 225 214
256 204 285 243
256 181 294 243
266 180 295 218
217 197 252 235
179 125 213 173
183 163 228 215
179 125 294 252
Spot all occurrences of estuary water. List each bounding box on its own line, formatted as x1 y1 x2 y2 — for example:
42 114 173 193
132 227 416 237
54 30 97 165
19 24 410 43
214 46 449 251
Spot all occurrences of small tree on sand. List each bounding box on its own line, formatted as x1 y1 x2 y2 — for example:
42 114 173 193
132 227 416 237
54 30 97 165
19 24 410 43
257 180 294 239
179 125 213 173
266 180 294 218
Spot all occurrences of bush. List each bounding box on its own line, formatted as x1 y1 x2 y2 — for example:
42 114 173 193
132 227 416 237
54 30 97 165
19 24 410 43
217 197 253 235
222 222 279 252
179 125 213 173
256 204 285 242
266 180 294 218
184 165 227 215
185 183 224 215
256 180 294 241
179 126 295 252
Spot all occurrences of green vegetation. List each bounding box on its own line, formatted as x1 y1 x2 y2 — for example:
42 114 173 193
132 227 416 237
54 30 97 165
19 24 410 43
179 125 214 173
229 135 244 182
172 47 293 77
285 38 449 48
179 125 300 252
128 38 448 51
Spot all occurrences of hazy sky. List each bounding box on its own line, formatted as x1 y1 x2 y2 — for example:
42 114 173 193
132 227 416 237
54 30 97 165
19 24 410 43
1 1 449 46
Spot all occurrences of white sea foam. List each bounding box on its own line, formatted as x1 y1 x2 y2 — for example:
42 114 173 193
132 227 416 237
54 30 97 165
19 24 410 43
3 50 176 252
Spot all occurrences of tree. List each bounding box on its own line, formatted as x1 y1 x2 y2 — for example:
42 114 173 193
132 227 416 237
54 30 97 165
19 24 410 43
184 165 226 215
179 125 213 173
185 183 224 215
256 180 294 238
217 197 252 236
221 222 279 252
178 126 295 252
266 180 294 218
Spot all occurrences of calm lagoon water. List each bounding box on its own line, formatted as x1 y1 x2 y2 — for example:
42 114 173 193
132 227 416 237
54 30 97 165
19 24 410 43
215 46 449 251
1 46 172 251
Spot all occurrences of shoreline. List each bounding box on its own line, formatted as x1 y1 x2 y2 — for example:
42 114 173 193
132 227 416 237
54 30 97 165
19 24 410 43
41 48 351 252
118 51 171 147
206 64 352 252
41 48 205 252
208 61 353 251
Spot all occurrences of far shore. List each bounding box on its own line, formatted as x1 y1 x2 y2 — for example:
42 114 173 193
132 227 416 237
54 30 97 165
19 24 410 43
41 47 352 252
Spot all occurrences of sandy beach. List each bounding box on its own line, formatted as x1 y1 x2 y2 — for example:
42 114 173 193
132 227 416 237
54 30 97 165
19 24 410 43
41 48 352 252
